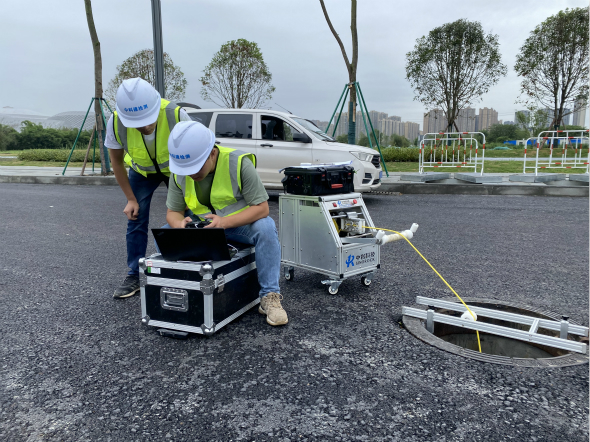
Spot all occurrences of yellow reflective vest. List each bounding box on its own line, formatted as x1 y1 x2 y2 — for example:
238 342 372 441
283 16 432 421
113 99 180 177
174 146 256 219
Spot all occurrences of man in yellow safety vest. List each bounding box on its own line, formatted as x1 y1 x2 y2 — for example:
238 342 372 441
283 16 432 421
165 121 288 326
105 78 192 299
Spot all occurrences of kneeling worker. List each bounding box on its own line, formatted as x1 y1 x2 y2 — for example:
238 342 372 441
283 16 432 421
165 121 288 326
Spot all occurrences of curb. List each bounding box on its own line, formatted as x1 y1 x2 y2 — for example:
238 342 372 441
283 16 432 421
1 175 588 197
378 182 589 197
0 175 118 185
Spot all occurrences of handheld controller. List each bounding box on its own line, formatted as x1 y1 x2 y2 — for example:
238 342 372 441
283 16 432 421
185 219 212 229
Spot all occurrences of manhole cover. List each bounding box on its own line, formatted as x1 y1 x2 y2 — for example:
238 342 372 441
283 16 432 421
402 298 589 367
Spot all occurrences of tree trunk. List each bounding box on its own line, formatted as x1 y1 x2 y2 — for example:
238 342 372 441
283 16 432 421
320 0 358 144
84 0 108 176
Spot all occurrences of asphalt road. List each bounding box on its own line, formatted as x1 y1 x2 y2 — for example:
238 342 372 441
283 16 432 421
0 184 588 442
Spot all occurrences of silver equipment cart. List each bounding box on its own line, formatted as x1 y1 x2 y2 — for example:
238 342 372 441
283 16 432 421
280 192 381 294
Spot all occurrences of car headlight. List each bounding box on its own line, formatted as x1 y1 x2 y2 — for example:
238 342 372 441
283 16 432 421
350 151 373 162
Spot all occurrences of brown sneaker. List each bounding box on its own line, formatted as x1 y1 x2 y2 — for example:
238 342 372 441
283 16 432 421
258 292 288 326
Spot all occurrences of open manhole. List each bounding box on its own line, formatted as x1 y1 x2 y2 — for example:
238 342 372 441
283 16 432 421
402 298 589 367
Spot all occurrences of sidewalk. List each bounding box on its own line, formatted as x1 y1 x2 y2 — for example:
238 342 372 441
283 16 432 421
0 165 117 185
0 166 587 196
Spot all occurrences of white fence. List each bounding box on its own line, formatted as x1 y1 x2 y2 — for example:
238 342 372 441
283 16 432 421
419 132 486 175
523 130 589 175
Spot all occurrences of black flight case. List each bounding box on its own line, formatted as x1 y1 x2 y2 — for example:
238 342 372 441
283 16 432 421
281 165 355 196
139 247 259 337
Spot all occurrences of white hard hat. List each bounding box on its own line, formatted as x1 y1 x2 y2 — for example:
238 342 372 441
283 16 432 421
168 121 216 176
115 78 161 128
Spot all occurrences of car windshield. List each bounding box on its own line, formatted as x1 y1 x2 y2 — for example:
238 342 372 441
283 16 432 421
292 118 336 142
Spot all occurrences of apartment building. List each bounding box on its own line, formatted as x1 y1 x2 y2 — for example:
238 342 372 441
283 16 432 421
456 107 476 132
329 110 416 140
423 109 447 134
573 99 588 127
478 107 498 131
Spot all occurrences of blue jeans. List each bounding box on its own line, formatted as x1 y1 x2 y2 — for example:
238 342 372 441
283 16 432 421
127 168 168 276
225 217 281 298
157 217 281 298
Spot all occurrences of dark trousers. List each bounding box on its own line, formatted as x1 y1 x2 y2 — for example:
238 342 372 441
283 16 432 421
127 168 168 276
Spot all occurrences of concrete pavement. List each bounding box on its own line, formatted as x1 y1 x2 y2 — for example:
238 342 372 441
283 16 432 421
0 184 587 441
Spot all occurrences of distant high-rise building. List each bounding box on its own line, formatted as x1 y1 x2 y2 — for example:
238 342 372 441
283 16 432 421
561 109 571 126
478 107 498 131
310 120 330 132
402 122 420 142
573 99 588 127
326 110 419 142
504 121 515 125
423 109 447 134
456 107 476 132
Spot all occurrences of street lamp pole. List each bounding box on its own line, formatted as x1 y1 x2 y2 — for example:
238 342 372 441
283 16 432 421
151 0 165 97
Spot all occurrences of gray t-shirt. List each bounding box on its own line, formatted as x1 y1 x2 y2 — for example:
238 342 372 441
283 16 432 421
166 155 268 218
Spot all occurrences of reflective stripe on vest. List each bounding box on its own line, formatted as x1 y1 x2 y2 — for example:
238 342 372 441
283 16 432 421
113 99 179 177
174 147 256 219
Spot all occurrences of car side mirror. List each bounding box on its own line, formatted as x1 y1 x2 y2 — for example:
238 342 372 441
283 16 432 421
293 133 312 143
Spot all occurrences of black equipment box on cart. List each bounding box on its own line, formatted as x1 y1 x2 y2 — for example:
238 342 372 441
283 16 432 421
139 247 259 336
282 165 355 196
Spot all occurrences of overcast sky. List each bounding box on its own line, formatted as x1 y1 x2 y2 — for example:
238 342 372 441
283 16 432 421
1 0 587 127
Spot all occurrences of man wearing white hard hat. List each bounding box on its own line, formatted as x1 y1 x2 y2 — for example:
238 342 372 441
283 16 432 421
105 78 192 299
165 121 288 326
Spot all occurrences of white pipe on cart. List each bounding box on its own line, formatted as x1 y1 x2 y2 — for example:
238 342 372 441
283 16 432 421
375 223 419 245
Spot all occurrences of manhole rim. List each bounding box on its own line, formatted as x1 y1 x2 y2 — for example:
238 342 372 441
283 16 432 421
402 297 589 367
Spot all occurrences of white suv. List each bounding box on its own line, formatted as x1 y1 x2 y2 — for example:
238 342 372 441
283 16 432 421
184 108 383 191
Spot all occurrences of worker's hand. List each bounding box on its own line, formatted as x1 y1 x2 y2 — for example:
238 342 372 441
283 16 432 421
204 214 226 229
123 200 139 220
179 216 192 228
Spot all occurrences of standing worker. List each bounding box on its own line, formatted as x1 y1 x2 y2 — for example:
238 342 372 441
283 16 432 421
165 121 288 326
105 78 192 299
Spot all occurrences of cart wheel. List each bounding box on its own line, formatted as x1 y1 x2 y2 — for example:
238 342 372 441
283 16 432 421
285 268 294 281
328 285 339 295
361 276 372 286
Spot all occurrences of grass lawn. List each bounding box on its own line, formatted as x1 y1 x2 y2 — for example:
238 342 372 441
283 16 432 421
384 161 588 174
0 160 88 167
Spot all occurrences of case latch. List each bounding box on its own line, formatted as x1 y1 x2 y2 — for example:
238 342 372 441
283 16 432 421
216 274 225 293
160 288 189 312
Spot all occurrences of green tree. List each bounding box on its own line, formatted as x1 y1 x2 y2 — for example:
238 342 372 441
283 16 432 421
486 123 521 142
335 134 348 144
105 49 188 105
515 7 589 128
406 19 507 132
515 107 551 138
0 124 18 151
390 134 411 148
200 39 274 108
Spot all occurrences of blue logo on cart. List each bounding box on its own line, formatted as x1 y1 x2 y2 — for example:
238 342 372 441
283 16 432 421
346 255 355 267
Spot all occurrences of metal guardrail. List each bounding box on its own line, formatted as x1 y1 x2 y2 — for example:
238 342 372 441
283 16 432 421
402 296 588 354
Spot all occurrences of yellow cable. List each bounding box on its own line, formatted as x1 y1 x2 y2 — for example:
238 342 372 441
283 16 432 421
364 226 482 353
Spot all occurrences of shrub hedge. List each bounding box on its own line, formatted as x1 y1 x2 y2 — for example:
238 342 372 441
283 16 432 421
18 149 102 162
379 147 420 162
